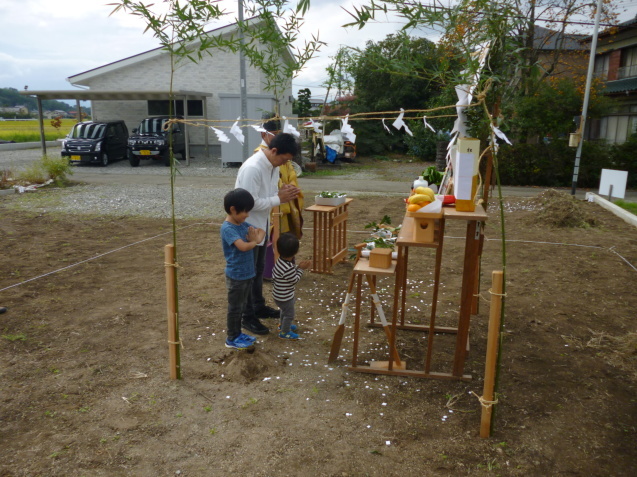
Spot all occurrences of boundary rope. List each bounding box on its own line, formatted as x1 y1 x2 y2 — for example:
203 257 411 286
0 222 211 293
1 220 634 294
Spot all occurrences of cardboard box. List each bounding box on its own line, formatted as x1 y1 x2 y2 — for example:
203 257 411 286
369 248 393 269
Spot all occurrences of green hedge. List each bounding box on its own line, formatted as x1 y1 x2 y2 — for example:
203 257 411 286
496 138 636 189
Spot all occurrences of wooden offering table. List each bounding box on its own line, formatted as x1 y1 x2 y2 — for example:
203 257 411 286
305 198 353 274
355 205 488 381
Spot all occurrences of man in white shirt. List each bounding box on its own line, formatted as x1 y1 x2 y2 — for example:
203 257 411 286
235 133 300 335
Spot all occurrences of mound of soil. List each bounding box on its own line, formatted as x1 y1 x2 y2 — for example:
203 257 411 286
530 189 598 228
221 349 279 383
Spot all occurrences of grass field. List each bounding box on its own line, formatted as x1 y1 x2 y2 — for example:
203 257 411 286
0 119 77 143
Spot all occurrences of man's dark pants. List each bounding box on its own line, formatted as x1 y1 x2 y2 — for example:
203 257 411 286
242 242 267 323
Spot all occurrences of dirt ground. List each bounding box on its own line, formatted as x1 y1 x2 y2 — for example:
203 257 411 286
1 174 636 476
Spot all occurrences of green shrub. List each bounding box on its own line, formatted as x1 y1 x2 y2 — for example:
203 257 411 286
41 155 73 184
609 134 637 189
403 121 439 160
15 155 73 186
17 163 47 184
496 140 615 188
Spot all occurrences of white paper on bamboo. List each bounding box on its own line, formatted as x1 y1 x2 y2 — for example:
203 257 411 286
454 152 475 200
210 126 230 143
340 115 357 143
229 118 245 145
282 117 300 138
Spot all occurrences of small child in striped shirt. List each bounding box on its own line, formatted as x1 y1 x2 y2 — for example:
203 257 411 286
272 233 311 340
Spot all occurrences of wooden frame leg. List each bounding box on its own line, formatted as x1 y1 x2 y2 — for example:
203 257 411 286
352 274 363 367
453 220 481 376
366 275 402 367
425 218 445 373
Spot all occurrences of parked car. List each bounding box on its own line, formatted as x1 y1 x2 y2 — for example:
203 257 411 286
61 120 128 166
127 116 186 167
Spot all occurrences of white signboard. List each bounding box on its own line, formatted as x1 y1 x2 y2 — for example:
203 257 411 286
599 169 628 199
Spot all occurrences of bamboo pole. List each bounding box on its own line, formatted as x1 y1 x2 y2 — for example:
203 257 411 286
165 244 180 380
480 270 504 438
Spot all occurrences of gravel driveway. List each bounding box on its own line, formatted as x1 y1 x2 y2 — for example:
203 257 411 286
4 146 624 220
0 146 391 220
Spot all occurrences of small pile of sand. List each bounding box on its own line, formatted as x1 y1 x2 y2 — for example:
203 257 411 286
222 350 278 383
530 189 598 228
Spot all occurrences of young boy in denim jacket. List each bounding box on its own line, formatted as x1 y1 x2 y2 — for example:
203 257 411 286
221 188 266 349
272 233 311 340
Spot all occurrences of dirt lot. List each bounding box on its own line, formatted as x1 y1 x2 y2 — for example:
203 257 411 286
1 168 636 476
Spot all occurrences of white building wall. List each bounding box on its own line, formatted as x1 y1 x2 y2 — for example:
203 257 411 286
80 44 294 151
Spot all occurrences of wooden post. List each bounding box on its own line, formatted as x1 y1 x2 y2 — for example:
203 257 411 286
165 244 180 380
480 270 504 438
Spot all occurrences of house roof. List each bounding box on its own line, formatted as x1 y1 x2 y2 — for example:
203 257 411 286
19 90 212 101
68 17 291 85
533 26 587 51
603 77 637 94
584 14 637 41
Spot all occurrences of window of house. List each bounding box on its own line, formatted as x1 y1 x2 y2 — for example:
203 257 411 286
147 99 204 116
619 46 637 79
595 53 610 79
599 111 637 144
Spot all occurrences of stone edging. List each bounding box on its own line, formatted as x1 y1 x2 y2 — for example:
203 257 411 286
585 192 637 228
0 141 60 151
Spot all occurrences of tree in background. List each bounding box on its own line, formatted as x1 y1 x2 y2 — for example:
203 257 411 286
509 76 611 142
345 32 449 156
319 46 355 114
343 0 620 144
294 87 312 117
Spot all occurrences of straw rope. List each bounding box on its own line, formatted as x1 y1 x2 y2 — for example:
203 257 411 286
167 338 185 349
471 391 498 409
160 91 488 131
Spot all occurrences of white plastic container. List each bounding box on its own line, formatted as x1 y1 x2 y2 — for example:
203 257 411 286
412 176 428 191
315 194 346 206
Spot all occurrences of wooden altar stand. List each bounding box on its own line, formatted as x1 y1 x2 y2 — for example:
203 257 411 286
305 198 353 274
350 205 488 381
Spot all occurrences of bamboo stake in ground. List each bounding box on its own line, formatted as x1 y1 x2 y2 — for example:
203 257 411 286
165 244 180 380
480 270 504 438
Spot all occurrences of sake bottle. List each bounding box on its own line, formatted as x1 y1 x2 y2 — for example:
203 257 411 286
411 175 428 192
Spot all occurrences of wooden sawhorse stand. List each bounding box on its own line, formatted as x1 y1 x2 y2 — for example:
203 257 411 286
305 198 353 274
328 244 404 369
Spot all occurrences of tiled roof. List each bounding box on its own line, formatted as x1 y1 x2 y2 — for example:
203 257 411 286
533 26 587 51
603 77 637 94
592 14 637 40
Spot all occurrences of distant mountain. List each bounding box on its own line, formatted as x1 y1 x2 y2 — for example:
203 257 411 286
0 87 72 113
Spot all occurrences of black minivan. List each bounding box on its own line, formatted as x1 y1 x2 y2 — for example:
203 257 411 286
61 120 129 166
127 116 186 167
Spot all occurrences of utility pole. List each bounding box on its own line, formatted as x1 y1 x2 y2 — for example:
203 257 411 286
238 0 249 161
571 0 603 195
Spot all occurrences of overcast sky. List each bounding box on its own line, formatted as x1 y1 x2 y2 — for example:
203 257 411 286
1 0 636 103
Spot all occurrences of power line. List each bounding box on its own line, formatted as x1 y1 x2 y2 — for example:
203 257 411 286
358 2 627 29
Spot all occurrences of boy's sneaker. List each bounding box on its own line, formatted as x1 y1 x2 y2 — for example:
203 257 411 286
225 336 254 349
278 331 301 340
239 333 257 344
255 305 280 319
277 324 297 332
242 319 269 335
